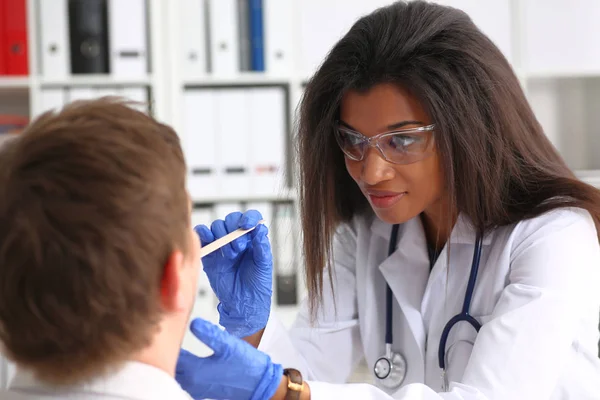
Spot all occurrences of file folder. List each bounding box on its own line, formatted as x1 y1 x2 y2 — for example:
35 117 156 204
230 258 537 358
237 0 251 71
121 86 148 113
207 0 239 74
108 0 148 77
263 0 292 74
67 87 95 101
38 0 70 77
184 89 219 200
39 89 67 115
183 205 219 356
249 87 287 196
181 0 208 77
273 203 298 306
68 0 110 74
1 0 29 75
248 0 265 71
213 202 243 221
216 89 251 198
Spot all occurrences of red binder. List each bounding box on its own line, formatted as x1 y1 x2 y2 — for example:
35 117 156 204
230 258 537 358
0 0 29 75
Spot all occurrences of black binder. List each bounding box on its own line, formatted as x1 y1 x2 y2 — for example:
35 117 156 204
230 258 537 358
68 0 110 74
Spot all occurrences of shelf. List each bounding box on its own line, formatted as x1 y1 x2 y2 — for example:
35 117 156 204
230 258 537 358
191 188 297 205
576 170 600 188
39 75 153 87
0 77 31 89
184 73 292 87
526 69 600 80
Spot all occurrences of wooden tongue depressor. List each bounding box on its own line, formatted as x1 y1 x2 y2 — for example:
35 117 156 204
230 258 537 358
199 220 266 258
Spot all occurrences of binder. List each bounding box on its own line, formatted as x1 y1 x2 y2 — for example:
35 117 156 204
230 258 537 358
216 89 251 198
67 87 96 102
68 0 110 74
248 0 264 71
213 202 243 221
249 87 287 196
108 0 148 77
183 89 219 200
273 203 298 306
0 1 4 74
94 86 122 99
0 358 15 390
121 86 148 113
38 0 70 77
39 88 67 115
237 0 251 71
1 0 29 75
181 0 208 77
183 205 219 357
207 0 239 74
263 0 292 74
244 201 274 228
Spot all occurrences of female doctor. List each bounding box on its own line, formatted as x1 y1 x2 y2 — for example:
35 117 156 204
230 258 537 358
176 1 600 399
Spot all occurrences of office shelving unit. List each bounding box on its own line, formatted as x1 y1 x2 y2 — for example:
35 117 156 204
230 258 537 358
1 0 600 387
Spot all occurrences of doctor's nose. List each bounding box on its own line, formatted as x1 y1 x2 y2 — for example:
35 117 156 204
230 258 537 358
360 148 395 186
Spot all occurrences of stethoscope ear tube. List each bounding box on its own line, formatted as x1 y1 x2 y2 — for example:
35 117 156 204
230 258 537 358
437 236 484 371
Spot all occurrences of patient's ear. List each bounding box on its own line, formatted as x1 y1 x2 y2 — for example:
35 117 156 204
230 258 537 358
160 250 185 312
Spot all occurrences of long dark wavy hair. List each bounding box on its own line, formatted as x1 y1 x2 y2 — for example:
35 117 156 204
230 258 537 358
296 0 600 315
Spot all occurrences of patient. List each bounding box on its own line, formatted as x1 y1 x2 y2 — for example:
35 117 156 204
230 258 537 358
0 98 199 399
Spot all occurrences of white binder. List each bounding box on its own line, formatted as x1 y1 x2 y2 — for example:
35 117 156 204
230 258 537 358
67 87 95 102
216 89 251 198
108 0 148 77
38 0 70 77
207 0 240 74
244 201 274 229
183 90 219 200
263 0 293 74
38 88 66 115
183 206 219 357
272 203 298 310
213 202 243 221
249 87 286 196
273 203 295 277
121 86 149 113
94 87 123 99
181 0 208 77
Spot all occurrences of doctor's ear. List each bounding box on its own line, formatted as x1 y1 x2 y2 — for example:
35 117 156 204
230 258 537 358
159 250 186 312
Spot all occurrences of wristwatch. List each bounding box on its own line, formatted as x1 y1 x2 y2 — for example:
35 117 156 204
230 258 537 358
283 368 304 400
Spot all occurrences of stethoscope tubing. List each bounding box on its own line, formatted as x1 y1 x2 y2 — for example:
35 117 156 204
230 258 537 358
383 223 484 376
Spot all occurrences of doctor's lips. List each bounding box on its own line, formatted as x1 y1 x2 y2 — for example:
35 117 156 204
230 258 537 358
365 189 407 208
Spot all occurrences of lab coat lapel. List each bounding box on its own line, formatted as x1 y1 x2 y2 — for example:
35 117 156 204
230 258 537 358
372 216 429 359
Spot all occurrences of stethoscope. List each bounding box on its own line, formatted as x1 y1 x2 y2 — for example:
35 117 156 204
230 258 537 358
373 224 483 391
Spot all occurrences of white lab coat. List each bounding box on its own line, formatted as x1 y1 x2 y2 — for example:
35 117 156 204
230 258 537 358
0 362 192 400
259 207 600 399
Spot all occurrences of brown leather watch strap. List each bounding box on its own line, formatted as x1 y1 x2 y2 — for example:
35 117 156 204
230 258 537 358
283 368 304 400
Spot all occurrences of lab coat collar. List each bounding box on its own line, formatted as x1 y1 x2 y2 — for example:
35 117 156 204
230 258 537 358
371 213 494 364
370 212 494 245
9 361 192 400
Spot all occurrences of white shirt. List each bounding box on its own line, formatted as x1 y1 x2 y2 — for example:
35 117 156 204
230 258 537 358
259 207 600 399
0 362 192 400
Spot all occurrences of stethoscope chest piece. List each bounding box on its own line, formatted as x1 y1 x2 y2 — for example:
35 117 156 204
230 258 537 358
374 349 407 388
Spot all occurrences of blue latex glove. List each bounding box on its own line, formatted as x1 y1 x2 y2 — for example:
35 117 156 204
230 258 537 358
176 318 283 400
196 210 273 338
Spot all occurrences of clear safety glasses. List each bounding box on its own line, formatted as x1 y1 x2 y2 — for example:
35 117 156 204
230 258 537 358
334 122 436 165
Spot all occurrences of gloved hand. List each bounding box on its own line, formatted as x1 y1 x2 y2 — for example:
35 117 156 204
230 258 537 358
176 318 283 400
196 210 273 338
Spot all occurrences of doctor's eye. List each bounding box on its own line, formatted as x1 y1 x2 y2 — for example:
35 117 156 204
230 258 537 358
386 134 422 151
336 128 365 148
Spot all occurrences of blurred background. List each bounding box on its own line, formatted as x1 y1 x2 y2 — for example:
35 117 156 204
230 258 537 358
0 0 599 387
